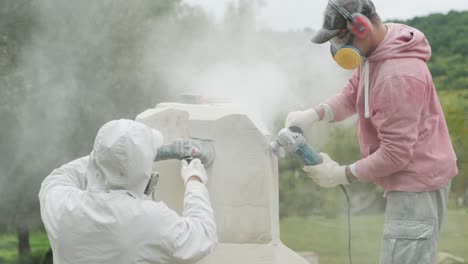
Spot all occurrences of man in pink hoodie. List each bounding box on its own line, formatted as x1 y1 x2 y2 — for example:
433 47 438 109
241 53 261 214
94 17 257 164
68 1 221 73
285 0 458 263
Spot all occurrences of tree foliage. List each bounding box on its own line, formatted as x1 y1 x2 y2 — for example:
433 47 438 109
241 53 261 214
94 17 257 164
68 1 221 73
439 90 468 198
396 12 468 200
0 0 197 234
392 11 468 91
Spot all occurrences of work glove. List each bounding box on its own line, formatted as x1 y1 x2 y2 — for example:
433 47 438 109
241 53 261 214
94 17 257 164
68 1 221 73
284 108 319 131
303 153 349 188
181 158 208 185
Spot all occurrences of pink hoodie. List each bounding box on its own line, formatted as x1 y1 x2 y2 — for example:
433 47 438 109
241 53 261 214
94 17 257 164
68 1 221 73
325 23 458 192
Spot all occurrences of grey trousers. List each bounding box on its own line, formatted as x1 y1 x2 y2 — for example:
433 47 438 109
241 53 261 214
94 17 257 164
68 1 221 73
380 182 451 264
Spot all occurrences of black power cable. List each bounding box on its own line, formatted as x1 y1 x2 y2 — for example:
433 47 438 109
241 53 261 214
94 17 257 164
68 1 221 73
339 184 352 264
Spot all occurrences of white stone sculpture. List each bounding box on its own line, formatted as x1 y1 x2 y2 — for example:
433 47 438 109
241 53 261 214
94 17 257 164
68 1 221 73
136 102 311 264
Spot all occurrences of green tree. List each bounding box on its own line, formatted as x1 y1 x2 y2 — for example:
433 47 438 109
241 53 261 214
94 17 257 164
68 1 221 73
0 0 212 261
393 11 468 91
439 90 468 203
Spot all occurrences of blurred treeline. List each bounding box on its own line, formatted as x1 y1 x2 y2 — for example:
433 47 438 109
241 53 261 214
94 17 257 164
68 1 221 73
0 0 466 262
403 12 468 202
0 0 341 254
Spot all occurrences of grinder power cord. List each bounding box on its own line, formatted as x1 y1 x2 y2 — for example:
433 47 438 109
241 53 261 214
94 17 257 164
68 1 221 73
270 126 353 264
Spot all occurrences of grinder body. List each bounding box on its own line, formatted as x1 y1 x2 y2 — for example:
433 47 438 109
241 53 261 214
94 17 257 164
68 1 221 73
270 126 322 166
155 138 215 167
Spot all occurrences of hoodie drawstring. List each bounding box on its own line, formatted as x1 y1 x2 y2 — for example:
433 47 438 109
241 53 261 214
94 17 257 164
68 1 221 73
364 60 370 118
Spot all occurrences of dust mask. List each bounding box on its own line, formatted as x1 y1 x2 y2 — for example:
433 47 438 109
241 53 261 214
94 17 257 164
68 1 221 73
330 33 363 70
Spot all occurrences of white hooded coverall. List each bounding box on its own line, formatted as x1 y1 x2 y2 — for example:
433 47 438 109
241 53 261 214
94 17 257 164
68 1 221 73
39 119 217 264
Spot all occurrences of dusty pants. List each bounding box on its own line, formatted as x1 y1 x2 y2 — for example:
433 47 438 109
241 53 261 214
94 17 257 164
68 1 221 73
380 182 451 264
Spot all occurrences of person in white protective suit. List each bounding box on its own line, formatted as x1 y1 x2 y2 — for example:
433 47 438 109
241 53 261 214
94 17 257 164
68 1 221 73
39 119 217 264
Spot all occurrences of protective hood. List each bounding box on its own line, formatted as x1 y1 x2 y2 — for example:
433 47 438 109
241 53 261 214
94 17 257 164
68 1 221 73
86 119 163 197
367 23 431 63
360 23 431 118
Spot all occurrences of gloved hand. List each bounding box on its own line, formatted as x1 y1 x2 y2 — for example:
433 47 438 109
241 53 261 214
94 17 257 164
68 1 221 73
303 153 349 188
284 108 319 131
181 158 208 185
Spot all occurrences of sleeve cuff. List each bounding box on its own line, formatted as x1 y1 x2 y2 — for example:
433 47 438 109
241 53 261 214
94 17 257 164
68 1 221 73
349 163 358 177
186 180 204 188
319 103 335 122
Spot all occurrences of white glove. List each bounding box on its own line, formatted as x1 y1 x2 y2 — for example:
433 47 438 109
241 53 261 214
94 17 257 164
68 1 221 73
303 153 349 188
285 108 320 131
181 158 208 185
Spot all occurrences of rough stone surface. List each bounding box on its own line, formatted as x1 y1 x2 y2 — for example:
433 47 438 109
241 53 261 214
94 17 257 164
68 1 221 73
136 103 311 263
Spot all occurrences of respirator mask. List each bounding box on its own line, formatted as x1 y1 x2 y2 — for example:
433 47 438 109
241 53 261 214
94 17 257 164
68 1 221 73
330 31 363 70
144 171 159 197
325 0 373 70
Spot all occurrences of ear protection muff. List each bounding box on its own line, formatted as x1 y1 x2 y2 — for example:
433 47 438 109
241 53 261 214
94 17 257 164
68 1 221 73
328 0 372 69
329 0 373 39
348 13 372 39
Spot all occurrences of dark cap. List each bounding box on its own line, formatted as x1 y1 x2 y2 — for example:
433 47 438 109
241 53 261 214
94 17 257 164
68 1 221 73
311 0 377 44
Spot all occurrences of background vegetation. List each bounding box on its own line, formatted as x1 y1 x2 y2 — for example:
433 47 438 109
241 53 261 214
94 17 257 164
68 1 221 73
0 0 466 263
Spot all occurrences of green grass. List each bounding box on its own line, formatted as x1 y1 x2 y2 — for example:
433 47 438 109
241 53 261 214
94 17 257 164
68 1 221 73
280 209 468 264
0 210 466 264
438 210 468 260
0 232 49 264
